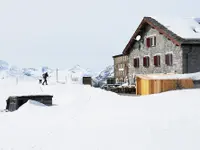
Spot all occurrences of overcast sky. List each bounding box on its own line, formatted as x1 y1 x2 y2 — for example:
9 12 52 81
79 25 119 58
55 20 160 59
0 0 199 71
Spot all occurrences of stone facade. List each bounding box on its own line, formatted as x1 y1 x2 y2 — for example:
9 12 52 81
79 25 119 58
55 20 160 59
128 25 183 85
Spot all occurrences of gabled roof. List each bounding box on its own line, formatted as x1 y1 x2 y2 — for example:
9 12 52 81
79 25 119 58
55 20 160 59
123 16 200 55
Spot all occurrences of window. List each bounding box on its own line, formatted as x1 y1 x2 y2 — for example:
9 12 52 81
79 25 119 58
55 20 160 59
133 58 139 68
146 36 156 48
165 53 173 66
143 56 150 67
154 55 160 67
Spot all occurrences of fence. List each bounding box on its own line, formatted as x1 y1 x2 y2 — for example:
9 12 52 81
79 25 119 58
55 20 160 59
136 74 194 95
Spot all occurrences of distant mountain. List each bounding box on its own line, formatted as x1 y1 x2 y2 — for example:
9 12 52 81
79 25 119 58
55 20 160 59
93 65 114 87
68 65 94 77
0 60 9 71
0 60 114 86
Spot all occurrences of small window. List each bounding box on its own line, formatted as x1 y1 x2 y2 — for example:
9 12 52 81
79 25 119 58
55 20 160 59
165 53 173 66
154 55 160 67
134 58 139 68
146 36 156 48
143 56 150 67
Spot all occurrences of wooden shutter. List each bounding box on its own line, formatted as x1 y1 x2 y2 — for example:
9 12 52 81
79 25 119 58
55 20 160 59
165 54 169 65
154 36 156 46
170 54 173 66
146 38 150 48
154 56 157 66
137 58 139 68
147 57 149 67
157 56 160 66
143 57 146 67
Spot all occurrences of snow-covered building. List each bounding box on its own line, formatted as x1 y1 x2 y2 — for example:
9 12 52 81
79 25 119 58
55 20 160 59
122 16 200 85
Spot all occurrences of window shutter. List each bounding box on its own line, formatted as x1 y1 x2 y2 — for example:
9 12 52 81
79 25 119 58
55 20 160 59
170 54 173 66
154 36 156 46
146 38 150 48
143 57 146 67
158 56 160 66
147 57 149 67
165 54 168 65
154 56 157 66
137 58 139 68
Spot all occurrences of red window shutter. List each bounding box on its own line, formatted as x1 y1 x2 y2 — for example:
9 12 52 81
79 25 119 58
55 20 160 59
143 57 146 67
154 56 157 66
146 38 150 48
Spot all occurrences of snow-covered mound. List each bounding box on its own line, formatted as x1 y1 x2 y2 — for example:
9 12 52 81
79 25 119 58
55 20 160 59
17 100 47 112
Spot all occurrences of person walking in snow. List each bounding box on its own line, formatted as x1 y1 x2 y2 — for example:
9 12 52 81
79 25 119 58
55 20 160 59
42 72 49 85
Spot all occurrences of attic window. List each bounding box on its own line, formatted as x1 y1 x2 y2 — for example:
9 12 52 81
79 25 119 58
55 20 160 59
146 36 156 48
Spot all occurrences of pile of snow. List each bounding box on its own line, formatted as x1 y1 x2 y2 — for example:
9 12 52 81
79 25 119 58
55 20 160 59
152 16 200 39
0 79 200 150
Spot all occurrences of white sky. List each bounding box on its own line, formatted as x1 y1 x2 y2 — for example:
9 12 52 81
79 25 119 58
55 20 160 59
0 0 199 71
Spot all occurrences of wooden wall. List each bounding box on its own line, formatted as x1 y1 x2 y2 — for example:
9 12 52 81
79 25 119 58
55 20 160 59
136 76 194 95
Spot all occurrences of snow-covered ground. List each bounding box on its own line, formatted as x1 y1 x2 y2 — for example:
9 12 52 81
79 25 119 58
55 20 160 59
0 77 200 150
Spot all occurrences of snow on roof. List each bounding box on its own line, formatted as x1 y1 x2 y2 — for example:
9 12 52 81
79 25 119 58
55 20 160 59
151 16 200 39
137 72 200 80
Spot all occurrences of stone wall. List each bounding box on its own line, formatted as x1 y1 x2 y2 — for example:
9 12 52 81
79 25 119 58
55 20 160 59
128 25 183 84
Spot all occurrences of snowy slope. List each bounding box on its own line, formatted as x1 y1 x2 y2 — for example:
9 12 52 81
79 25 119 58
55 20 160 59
0 79 200 150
